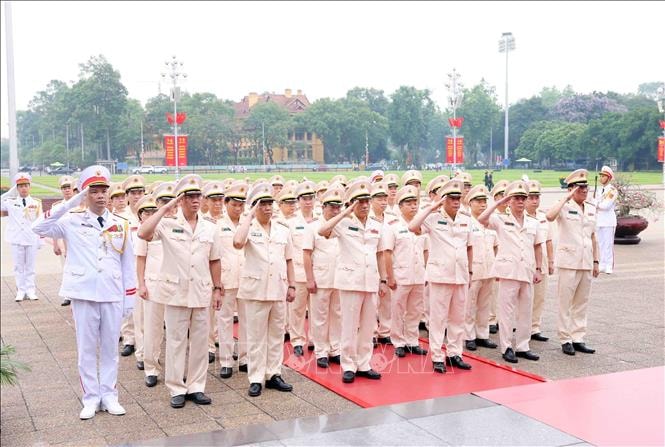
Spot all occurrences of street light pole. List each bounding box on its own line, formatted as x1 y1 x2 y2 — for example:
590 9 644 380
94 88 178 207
162 56 187 179
446 68 464 174
499 32 515 165
5 1 18 178
365 128 369 167
656 86 665 187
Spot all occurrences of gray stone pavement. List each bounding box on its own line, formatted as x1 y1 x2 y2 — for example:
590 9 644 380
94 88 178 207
1 189 663 446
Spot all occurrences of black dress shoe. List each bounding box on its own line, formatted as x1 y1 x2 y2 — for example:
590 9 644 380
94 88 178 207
503 348 518 363
238 364 248 372
284 333 290 342
395 346 406 357
186 392 212 405
317 357 329 368
372 337 378 348
475 338 497 349
531 333 549 342
248 383 262 397
208 352 215 364
465 340 477 351
265 375 293 392
215 341 219 348
516 350 540 361
233 315 239 324
61 299 71 306
433 362 446 373
136 361 144 370
572 342 595 354
356 369 381 380
220 367 233 378
120 345 135 357
328 355 341 364
446 355 472 370
418 321 428 331
293 345 304 357
376 337 393 345
342 371 355 383
170 394 186 408
406 345 428 355
145 375 158 387
489 324 498 334
233 353 238 361
562 342 576 356
308 344 315 351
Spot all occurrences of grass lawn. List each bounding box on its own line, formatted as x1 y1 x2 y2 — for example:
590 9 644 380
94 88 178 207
3 169 663 198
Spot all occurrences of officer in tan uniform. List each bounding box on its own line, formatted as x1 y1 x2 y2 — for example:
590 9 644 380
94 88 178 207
381 185 429 358
409 179 473 373
136 181 176 388
109 182 128 215
276 187 298 220
138 174 223 409
478 181 544 364
455 172 473 214
525 180 555 342
303 187 343 368
270 175 285 197
369 182 393 344
463 185 498 351
384 174 400 214
487 179 510 334
546 169 599 356
318 180 389 383
401 170 423 190
233 182 296 397
217 182 248 378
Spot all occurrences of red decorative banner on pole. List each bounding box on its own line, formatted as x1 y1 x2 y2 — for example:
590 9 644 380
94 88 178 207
166 112 187 125
658 137 665 163
177 135 188 166
659 120 665 130
448 117 464 128
445 136 465 163
164 135 188 167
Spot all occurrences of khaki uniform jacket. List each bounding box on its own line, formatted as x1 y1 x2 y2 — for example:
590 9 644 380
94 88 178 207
151 211 222 308
237 218 294 301
555 201 596 271
218 214 244 290
302 219 339 289
421 210 472 285
469 216 498 281
134 237 163 298
527 209 553 268
488 212 544 283
380 214 428 286
289 210 317 283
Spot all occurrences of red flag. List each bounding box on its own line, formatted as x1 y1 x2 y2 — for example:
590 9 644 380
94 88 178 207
176 112 187 124
659 120 665 130
448 117 464 128
166 112 174 125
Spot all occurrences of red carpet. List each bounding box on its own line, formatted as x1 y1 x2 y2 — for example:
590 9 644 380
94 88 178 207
282 341 545 408
477 366 665 446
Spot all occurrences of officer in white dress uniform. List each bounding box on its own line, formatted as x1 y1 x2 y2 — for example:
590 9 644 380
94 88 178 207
594 166 618 274
32 166 136 420
1 172 42 301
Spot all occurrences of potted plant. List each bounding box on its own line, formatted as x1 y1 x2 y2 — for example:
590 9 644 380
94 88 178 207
0 343 30 386
612 174 663 244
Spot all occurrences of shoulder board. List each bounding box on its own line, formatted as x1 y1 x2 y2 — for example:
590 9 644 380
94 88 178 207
584 201 597 207
70 209 86 213
33 197 42 202
369 216 381 222
459 209 470 216
113 213 128 221
203 216 216 223
164 215 177 219
275 220 289 228
389 219 399 225
385 210 397 216
311 217 319 221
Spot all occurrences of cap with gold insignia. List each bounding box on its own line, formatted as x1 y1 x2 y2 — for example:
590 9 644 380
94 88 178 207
316 180 329 193
145 181 162 195
370 170 385 183
466 185 490 203
269 175 285 186
370 181 389 197
344 180 372 203
397 185 419 204
296 181 317 198
526 180 542 195
505 180 530 198
153 181 176 200
401 170 423 187
384 173 399 187
564 169 589 187
599 165 614 180
13 172 31 186
490 179 510 198
202 181 225 198
253 177 268 185
352 175 370 184
225 182 248 202
248 181 274 205
426 175 450 195
175 174 203 196
277 187 297 203
136 195 158 213
78 165 111 190
222 178 235 190
284 179 298 190
58 175 75 188
321 187 344 205
108 182 126 198
330 174 348 187
455 171 473 186
438 179 463 198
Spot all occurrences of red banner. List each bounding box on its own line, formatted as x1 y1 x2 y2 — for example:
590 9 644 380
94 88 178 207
448 117 464 128
659 120 665 130
658 137 665 163
166 112 187 125
445 136 464 164
164 135 188 167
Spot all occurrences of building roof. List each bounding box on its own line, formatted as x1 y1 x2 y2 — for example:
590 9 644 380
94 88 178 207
233 89 311 118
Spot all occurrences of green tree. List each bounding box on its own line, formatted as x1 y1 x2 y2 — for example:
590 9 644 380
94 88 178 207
456 80 502 165
246 102 292 164
389 86 437 166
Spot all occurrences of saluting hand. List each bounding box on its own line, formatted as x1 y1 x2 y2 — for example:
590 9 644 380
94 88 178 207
343 200 358 216
567 186 581 199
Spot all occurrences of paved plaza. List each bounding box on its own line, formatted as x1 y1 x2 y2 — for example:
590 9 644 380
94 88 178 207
1 188 663 446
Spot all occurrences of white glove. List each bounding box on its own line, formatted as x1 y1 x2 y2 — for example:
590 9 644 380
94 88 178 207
122 294 135 319
1 185 18 201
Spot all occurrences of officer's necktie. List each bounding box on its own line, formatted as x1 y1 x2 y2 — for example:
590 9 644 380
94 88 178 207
22 198 26 207
97 216 105 229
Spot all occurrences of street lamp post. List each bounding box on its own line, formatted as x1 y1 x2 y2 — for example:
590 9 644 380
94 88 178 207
446 68 464 174
162 56 187 179
499 32 515 164
656 86 665 187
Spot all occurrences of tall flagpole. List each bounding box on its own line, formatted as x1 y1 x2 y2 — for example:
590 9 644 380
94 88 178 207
5 1 19 178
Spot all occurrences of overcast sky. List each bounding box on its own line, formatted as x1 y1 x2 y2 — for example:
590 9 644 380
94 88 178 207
1 1 662 139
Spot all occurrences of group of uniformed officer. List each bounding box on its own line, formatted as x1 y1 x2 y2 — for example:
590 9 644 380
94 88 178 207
1 164 618 419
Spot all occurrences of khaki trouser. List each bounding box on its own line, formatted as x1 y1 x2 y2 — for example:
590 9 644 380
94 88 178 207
390 284 424 348
465 278 494 341
375 288 392 339
531 273 549 335
164 306 209 396
420 282 430 327
243 299 286 384
557 268 592 344
217 289 247 368
497 279 533 353
132 298 144 361
428 283 467 362
488 279 499 326
287 282 310 347
143 283 165 377
339 291 377 373
120 314 135 346
208 309 218 354
310 288 341 359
